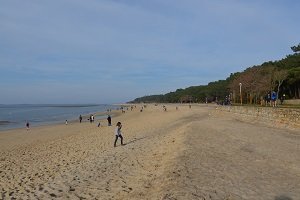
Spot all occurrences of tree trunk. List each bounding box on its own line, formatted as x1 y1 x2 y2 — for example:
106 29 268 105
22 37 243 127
289 87 293 99
277 79 284 101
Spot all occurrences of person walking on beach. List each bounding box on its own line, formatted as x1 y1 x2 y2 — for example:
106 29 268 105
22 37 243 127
267 92 271 106
26 121 30 131
114 122 124 147
271 91 277 107
89 115 94 123
79 115 82 123
107 115 112 126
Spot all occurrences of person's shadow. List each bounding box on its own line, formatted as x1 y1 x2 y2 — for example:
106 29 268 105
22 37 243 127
124 136 148 146
274 195 293 200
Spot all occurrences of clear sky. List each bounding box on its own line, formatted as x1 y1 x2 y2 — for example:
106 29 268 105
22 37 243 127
0 0 299 104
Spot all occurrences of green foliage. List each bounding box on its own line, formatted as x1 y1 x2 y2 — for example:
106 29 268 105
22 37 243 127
291 43 300 53
130 44 300 103
130 79 230 103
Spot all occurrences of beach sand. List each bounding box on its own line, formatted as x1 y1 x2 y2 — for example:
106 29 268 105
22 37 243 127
1 104 300 200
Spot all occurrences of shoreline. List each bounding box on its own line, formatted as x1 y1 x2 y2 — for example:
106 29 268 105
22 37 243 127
0 110 114 133
0 104 122 132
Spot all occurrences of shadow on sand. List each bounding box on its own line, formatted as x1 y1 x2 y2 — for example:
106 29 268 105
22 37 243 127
275 195 293 200
124 136 148 146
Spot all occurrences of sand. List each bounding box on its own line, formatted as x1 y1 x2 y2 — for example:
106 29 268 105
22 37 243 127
0 104 300 200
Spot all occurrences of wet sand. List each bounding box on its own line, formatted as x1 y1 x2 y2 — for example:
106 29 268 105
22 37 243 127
0 104 299 199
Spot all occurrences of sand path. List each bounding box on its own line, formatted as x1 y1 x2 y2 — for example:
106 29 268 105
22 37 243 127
0 105 299 200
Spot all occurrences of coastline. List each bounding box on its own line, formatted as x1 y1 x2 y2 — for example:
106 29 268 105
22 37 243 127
0 109 122 152
1 104 300 199
0 104 121 132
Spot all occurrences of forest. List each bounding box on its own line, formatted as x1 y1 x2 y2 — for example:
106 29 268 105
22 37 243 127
130 44 300 104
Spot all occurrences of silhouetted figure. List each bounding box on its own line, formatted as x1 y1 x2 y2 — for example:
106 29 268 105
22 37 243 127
107 115 112 126
26 121 30 131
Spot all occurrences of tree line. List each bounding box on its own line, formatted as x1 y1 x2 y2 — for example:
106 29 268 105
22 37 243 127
130 44 300 104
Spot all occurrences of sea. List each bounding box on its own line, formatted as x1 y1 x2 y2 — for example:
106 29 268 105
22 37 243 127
0 104 119 131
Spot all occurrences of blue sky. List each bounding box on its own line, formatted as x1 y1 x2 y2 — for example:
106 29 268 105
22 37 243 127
0 0 299 104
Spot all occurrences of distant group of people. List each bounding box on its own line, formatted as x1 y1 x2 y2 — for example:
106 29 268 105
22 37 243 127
72 112 124 147
214 91 285 107
78 114 112 127
24 106 147 147
264 91 284 107
23 104 195 147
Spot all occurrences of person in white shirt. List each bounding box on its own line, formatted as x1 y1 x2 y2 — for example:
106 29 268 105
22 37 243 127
114 122 124 147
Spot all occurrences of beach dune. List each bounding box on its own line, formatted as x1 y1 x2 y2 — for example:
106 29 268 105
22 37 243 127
0 104 300 200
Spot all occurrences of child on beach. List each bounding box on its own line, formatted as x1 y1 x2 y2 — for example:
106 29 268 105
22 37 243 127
114 122 124 147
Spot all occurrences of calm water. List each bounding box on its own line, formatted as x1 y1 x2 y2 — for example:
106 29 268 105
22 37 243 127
0 104 119 131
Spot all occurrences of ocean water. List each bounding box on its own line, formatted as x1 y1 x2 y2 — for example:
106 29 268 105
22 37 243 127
0 104 119 131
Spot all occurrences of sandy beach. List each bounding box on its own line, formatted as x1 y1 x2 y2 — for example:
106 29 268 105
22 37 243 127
0 104 300 200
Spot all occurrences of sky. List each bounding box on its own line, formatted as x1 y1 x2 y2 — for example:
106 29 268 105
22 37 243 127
0 0 299 104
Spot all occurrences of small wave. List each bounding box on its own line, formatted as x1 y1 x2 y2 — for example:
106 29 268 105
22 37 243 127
0 121 12 125
47 104 100 108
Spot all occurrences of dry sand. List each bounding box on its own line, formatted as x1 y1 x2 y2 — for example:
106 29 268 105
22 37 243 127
0 104 299 200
